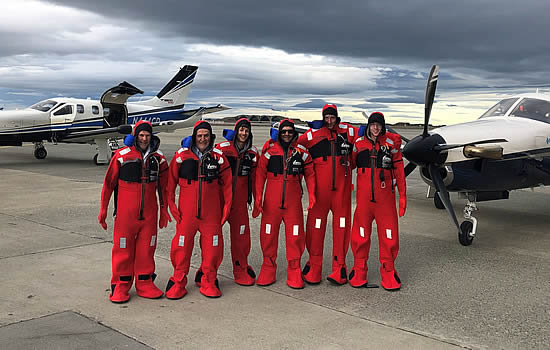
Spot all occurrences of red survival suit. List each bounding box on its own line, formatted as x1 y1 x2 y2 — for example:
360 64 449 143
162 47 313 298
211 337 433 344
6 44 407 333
253 119 316 289
298 106 358 285
215 118 258 285
166 121 232 298
348 112 406 290
98 120 170 303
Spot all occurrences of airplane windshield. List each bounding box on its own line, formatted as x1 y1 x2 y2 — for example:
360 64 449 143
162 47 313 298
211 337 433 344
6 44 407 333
479 98 517 119
30 100 58 112
509 98 550 124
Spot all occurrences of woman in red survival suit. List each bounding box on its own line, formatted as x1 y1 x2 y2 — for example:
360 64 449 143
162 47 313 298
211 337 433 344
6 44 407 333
98 120 171 303
348 112 407 291
298 104 358 285
165 121 232 299
253 119 316 289
215 118 258 285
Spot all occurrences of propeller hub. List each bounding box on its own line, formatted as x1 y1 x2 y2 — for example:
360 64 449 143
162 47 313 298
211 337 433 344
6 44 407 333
402 133 448 167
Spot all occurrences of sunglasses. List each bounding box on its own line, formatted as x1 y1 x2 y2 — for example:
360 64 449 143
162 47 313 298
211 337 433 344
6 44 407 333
280 129 294 135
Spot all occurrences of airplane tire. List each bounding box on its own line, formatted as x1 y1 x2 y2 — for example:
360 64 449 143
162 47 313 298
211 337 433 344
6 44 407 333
34 147 47 160
458 221 474 246
434 193 445 209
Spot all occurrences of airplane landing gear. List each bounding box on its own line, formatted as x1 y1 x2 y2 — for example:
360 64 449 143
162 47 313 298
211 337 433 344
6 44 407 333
459 200 478 246
434 192 445 209
34 142 47 160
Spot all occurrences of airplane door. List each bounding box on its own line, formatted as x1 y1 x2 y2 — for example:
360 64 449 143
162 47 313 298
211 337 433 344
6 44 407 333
100 81 143 127
50 104 76 124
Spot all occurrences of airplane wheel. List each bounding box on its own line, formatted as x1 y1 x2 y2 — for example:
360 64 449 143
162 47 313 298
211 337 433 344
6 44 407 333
434 193 445 209
93 154 102 166
458 221 474 246
34 147 47 160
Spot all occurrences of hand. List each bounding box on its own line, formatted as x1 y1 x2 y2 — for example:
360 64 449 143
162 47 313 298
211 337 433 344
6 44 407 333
307 196 316 210
159 207 171 228
169 202 181 223
399 196 407 217
98 208 108 230
252 202 262 218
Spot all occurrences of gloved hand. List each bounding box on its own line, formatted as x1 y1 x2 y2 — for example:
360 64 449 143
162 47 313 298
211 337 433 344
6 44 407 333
252 201 262 218
307 195 316 210
159 207 171 228
98 207 108 230
399 196 407 217
169 201 181 223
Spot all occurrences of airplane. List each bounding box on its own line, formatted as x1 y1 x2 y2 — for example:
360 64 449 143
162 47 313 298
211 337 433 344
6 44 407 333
0 65 229 164
402 65 550 246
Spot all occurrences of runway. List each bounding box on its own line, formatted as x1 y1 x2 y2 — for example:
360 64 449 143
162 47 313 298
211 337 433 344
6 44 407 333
0 124 548 349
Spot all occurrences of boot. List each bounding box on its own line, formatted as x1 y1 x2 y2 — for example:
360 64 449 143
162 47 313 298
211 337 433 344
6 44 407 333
109 275 132 303
380 262 401 291
302 255 322 284
165 273 188 300
194 268 203 287
348 259 368 288
135 273 163 299
286 259 305 289
233 260 256 286
327 256 348 285
200 271 222 298
257 257 277 286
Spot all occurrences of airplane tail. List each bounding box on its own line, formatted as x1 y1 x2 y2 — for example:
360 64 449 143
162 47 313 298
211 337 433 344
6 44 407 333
136 65 198 108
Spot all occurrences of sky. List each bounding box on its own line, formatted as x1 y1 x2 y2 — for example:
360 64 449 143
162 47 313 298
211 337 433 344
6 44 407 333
1 0 549 125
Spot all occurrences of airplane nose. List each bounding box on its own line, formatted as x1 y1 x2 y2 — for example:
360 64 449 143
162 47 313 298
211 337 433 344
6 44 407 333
402 133 448 167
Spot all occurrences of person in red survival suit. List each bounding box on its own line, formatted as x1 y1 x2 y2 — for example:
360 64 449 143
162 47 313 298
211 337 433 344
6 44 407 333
98 120 171 303
213 118 258 285
298 104 358 285
252 119 316 289
165 120 232 298
348 112 406 291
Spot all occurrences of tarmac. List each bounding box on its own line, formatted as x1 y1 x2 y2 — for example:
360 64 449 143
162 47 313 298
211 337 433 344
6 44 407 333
0 125 548 349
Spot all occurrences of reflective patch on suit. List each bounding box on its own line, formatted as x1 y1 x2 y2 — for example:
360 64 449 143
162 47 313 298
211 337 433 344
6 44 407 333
160 158 166 164
265 223 271 234
307 131 313 140
386 138 394 145
340 217 346 228
240 225 246 235
264 152 271 160
119 147 130 156
293 225 299 236
150 235 156 247
213 235 219 247
176 157 182 164
220 141 230 147
360 227 365 238
178 235 185 247
218 157 224 164
120 237 126 248
156 150 164 156
213 148 223 155
386 229 392 239
391 149 398 154
297 144 307 152
302 152 308 161
349 128 354 136
315 218 322 229
117 157 124 164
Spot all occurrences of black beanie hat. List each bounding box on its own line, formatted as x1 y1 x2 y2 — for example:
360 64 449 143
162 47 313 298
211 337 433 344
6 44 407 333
133 120 153 136
367 112 386 136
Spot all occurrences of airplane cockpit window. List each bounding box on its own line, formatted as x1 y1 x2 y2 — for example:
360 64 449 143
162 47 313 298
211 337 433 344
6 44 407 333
479 98 517 119
510 98 550 124
53 105 73 116
30 100 58 112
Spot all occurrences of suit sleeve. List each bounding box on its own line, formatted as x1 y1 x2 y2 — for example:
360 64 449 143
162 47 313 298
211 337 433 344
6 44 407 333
302 150 316 202
391 134 406 198
167 153 181 210
218 153 233 216
297 129 313 149
158 155 169 208
251 147 258 202
99 152 121 212
254 142 269 208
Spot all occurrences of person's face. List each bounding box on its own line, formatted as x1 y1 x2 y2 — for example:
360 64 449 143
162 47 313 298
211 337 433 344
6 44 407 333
236 126 250 144
136 130 151 151
369 122 382 138
280 127 294 143
324 114 337 129
195 129 211 152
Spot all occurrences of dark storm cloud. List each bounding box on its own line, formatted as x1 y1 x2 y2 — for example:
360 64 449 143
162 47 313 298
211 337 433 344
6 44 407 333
45 0 550 82
291 99 333 109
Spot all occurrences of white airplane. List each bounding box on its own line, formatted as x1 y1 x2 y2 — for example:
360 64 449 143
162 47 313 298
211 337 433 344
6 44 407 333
402 65 550 246
0 65 229 164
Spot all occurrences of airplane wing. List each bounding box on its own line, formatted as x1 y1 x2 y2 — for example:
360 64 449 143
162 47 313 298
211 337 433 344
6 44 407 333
151 104 229 133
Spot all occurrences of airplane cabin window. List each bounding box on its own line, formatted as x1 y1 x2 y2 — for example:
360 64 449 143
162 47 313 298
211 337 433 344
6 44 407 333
92 106 100 115
30 100 58 112
479 98 517 118
53 105 73 116
76 104 84 113
510 98 550 123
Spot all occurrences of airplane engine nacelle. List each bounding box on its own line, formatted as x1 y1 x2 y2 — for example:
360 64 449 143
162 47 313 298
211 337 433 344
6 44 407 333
419 165 454 188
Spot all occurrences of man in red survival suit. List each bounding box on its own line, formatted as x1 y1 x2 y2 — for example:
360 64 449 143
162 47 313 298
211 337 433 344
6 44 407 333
348 112 406 291
298 104 358 285
252 119 316 289
165 120 232 298
214 118 258 285
98 120 171 303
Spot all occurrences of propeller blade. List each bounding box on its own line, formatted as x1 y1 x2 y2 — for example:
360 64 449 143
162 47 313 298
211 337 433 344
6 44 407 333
423 65 439 137
433 138 508 152
427 163 461 234
404 162 417 177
